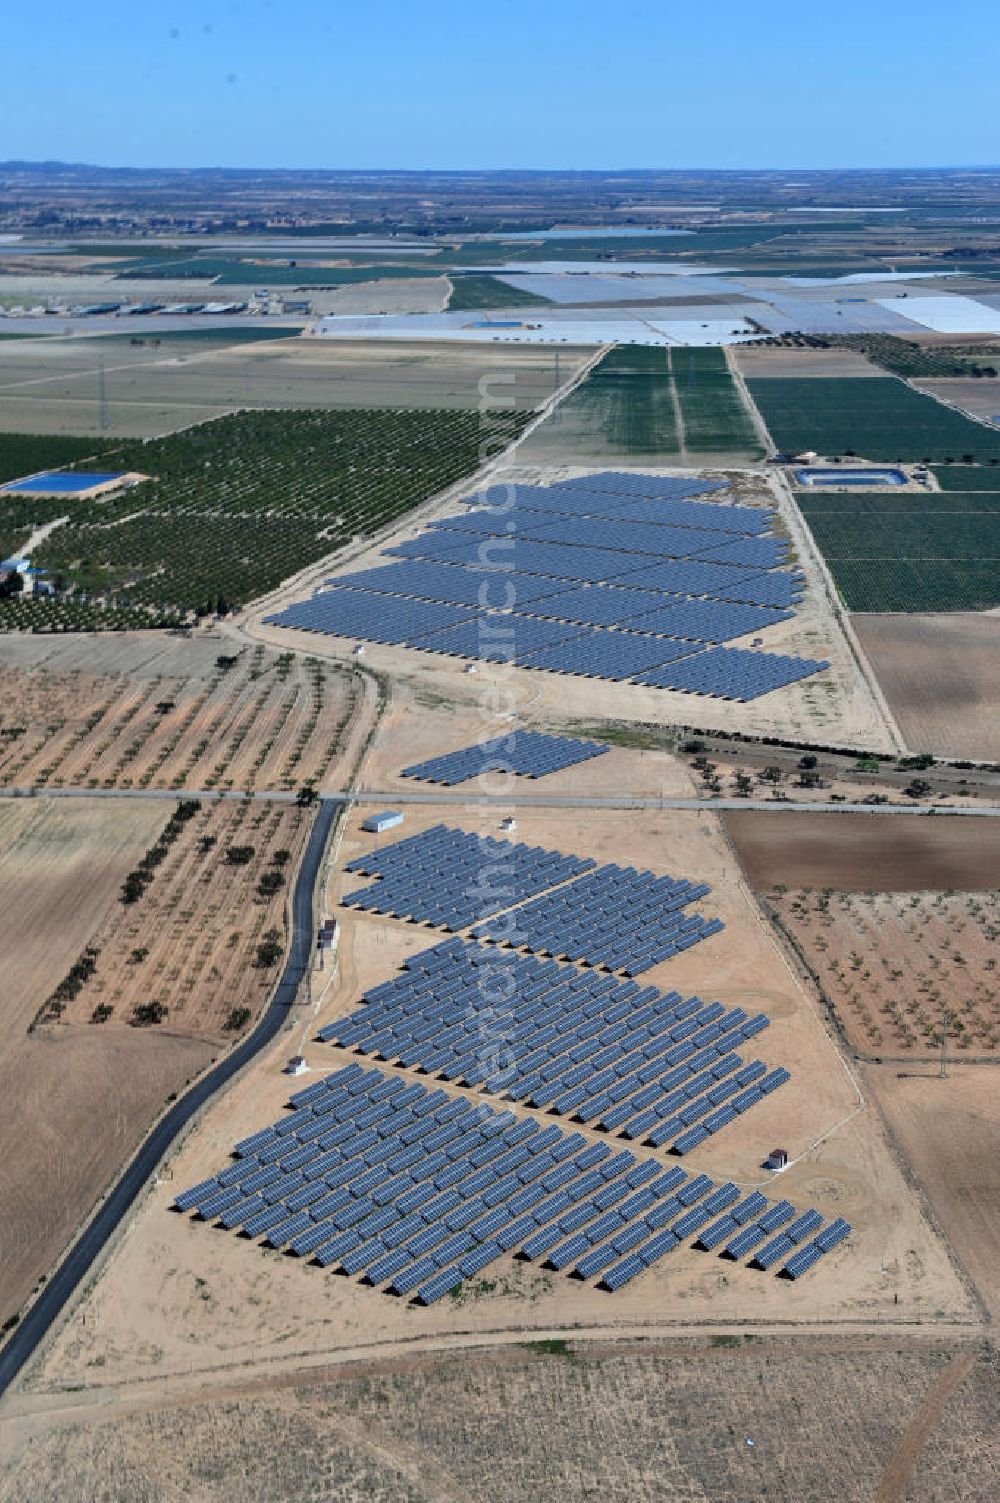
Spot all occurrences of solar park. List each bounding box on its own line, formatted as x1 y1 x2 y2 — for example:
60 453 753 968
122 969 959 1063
264 472 829 702
176 801 852 1304
174 1060 851 1304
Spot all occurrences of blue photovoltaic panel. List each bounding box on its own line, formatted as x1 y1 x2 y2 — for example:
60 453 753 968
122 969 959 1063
401 730 609 786
634 646 829 702
522 628 701 683
405 613 585 664
264 587 471 645
329 558 568 609
178 1051 835 1300
473 862 721 975
341 824 594 931
619 598 794 644
467 479 765 535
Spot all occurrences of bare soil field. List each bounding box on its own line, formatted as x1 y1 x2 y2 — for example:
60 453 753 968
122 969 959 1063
913 377 1000 420
2 1339 996 1503
0 797 205 1327
853 613 1000 762
357 675 697 801
0 639 359 792
27 801 972 1397
725 810 1000 892
42 799 310 1041
319 275 451 315
769 888 1000 1057
733 345 881 378
867 1065 1000 1318
0 336 583 436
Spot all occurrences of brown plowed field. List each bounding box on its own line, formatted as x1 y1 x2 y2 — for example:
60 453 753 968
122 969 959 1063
853 613 1000 762
0 642 357 792
866 1064 1000 1318
725 810 1000 892
770 888 1000 1056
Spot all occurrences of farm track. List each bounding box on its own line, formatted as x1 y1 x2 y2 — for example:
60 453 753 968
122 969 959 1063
0 797 340 1402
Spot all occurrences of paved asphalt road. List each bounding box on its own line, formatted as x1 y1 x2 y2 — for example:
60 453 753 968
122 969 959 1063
0 787 998 816
0 797 340 1401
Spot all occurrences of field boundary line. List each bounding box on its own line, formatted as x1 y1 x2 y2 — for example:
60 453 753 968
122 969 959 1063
725 343 774 457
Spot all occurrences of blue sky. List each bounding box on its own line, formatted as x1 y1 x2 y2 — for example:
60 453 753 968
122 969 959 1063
5 0 999 170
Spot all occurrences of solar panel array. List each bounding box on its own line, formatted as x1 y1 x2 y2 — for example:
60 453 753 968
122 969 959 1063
468 477 765 534
472 864 722 975
319 937 787 1156
174 1059 850 1303
341 824 594 932
401 731 609 787
341 827 722 978
264 471 829 703
634 646 830 702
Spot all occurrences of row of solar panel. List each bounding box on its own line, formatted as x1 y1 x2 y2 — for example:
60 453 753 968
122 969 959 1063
464 478 765 535
342 825 595 934
430 508 785 568
400 730 609 787
343 830 723 976
430 507 789 570
175 1061 848 1303
319 936 784 1152
385 529 790 590
369 546 802 609
268 592 825 702
471 862 723 974
332 559 794 643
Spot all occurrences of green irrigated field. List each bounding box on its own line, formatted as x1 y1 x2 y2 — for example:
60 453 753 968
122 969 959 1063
932 465 1000 490
3 405 530 631
670 347 763 456
446 275 551 311
116 259 440 286
749 376 1000 462
797 490 1000 611
530 345 680 460
0 432 110 486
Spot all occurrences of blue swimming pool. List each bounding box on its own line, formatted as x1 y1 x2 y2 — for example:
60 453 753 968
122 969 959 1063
796 467 907 487
1 471 126 494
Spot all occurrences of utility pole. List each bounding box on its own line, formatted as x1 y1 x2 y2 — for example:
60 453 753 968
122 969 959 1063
939 1007 949 1079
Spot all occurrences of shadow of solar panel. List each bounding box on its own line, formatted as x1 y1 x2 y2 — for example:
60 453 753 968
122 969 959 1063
634 646 829 701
